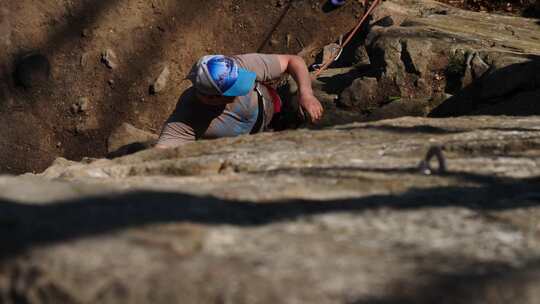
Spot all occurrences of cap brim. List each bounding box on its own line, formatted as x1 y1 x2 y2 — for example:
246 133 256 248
222 68 257 97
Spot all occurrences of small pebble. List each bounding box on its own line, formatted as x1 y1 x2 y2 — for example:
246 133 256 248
150 65 170 94
101 49 118 69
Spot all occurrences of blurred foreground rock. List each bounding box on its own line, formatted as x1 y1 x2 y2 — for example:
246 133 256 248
2 115 540 303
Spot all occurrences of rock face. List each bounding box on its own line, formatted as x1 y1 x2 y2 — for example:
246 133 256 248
101 49 118 70
326 0 540 120
1 1 540 303
339 77 380 111
431 56 540 116
2 115 540 303
107 122 158 156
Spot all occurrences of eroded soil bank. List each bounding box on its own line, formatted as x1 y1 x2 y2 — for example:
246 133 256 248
0 0 363 174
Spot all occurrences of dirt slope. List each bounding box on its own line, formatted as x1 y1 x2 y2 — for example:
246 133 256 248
0 0 364 174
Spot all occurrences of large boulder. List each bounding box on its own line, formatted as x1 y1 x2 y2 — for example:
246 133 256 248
2 115 540 303
339 77 382 111
107 122 158 157
332 0 540 118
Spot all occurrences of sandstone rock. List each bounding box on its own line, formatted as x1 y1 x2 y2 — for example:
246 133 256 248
75 115 100 133
2 116 540 303
79 97 90 112
371 15 395 27
70 103 78 114
339 77 380 111
150 65 170 95
80 52 89 67
367 27 439 95
71 97 90 114
368 98 430 120
81 28 91 38
460 52 492 88
101 49 118 70
286 33 292 48
354 45 370 66
329 0 540 118
107 122 158 154
322 42 341 65
470 52 490 79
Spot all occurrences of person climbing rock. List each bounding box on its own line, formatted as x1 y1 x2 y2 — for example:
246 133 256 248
155 53 323 148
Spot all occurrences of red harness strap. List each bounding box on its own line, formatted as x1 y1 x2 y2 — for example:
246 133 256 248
263 84 282 114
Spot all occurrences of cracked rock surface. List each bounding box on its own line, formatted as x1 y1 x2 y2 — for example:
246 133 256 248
2 116 540 303
326 0 540 121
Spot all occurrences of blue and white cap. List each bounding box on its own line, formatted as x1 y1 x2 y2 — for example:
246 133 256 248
331 0 346 5
189 55 257 97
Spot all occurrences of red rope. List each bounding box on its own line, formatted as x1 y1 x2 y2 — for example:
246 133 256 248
313 0 382 78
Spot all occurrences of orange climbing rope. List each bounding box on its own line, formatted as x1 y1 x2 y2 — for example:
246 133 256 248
313 0 382 78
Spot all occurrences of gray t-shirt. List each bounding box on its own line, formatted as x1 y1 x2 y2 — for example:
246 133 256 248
157 54 282 147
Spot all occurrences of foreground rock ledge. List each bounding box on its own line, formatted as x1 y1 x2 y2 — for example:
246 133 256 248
2 116 540 303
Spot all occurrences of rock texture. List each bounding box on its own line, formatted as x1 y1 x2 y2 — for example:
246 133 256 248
107 123 158 153
150 65 170 95
322 0 540 121
2 115 540 303
1 1 540 303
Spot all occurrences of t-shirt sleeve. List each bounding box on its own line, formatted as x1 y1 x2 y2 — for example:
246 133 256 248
232 54 283 82
156 89 198 147
156 118 196 147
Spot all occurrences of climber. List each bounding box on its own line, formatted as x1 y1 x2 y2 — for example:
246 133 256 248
155 53 323 148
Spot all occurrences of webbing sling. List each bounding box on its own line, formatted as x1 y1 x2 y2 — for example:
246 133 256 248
250 85 265 134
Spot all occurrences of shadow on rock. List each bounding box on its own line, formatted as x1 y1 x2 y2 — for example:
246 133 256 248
337 123 540 134
430 55 540 117
350 258 540 304
1 171 539 260
522 1 540 19
106 140 156 159
337 124 463 134
317 65 375 96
